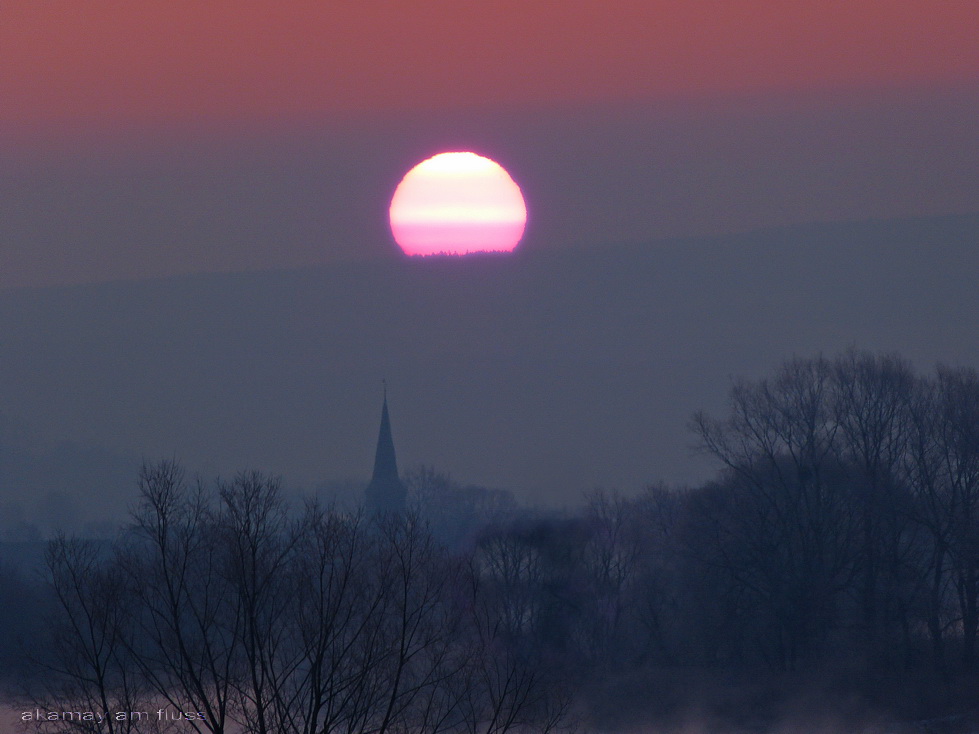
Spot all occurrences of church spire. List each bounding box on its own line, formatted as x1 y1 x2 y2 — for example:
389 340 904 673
365 384 407 515
372 387 398 481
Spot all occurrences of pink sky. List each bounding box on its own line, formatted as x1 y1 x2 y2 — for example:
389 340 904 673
1 2 977 132
0 2 976 288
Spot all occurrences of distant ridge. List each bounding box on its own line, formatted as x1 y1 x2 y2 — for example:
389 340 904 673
3 211 976 296
0 211 977 529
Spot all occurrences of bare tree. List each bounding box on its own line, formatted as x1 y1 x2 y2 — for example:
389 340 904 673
903 367 979 672
932 366 979 669
629 484 685 666
268 504 374 734
27 536 148 734
917 366 979 668
831 349 919 664
692 356 859 669
214 471 297 734
573 490 643 668
368 514 466 734
473 527 548 643
120 460 239 734
31 461 576 734
454 562 573 734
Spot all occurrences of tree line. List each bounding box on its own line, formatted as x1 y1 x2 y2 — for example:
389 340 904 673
689 350 979 673
422 350 979 680
26 463 570 734
14 348 979 731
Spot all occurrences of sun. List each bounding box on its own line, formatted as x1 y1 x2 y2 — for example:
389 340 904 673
389 152 527 256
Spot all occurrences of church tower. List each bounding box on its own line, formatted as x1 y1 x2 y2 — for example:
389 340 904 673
365 387 407 515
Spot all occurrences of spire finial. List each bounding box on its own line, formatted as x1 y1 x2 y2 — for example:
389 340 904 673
382 378 387 401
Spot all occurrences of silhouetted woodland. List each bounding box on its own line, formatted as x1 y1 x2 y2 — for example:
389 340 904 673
5 348 979 732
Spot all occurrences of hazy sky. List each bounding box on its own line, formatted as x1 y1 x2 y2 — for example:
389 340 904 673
1 3 979 520
4 2 977 129
1 2 978 289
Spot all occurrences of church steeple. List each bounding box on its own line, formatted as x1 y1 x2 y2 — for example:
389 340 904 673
365 384 407 515
372 385 399 481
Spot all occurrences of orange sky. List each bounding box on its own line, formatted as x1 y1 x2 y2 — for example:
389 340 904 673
2 1 978 131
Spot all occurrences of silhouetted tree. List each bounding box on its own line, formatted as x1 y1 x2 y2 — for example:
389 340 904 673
926 366 979 669
572 490 643 668
692 356 859 669
830 349 919 665
26 536 149 734
122 460 238 734
29 461 573 734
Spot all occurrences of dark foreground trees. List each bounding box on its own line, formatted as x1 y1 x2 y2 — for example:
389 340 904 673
690 350 979 673
28 462 571 734
25 348 979 732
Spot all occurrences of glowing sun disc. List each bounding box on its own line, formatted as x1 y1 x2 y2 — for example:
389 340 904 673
389 152 527 256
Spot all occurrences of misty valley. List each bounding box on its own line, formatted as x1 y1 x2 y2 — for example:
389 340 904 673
3 3 977 731
3 349 979 733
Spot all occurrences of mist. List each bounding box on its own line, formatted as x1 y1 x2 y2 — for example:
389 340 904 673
0 214 977 535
